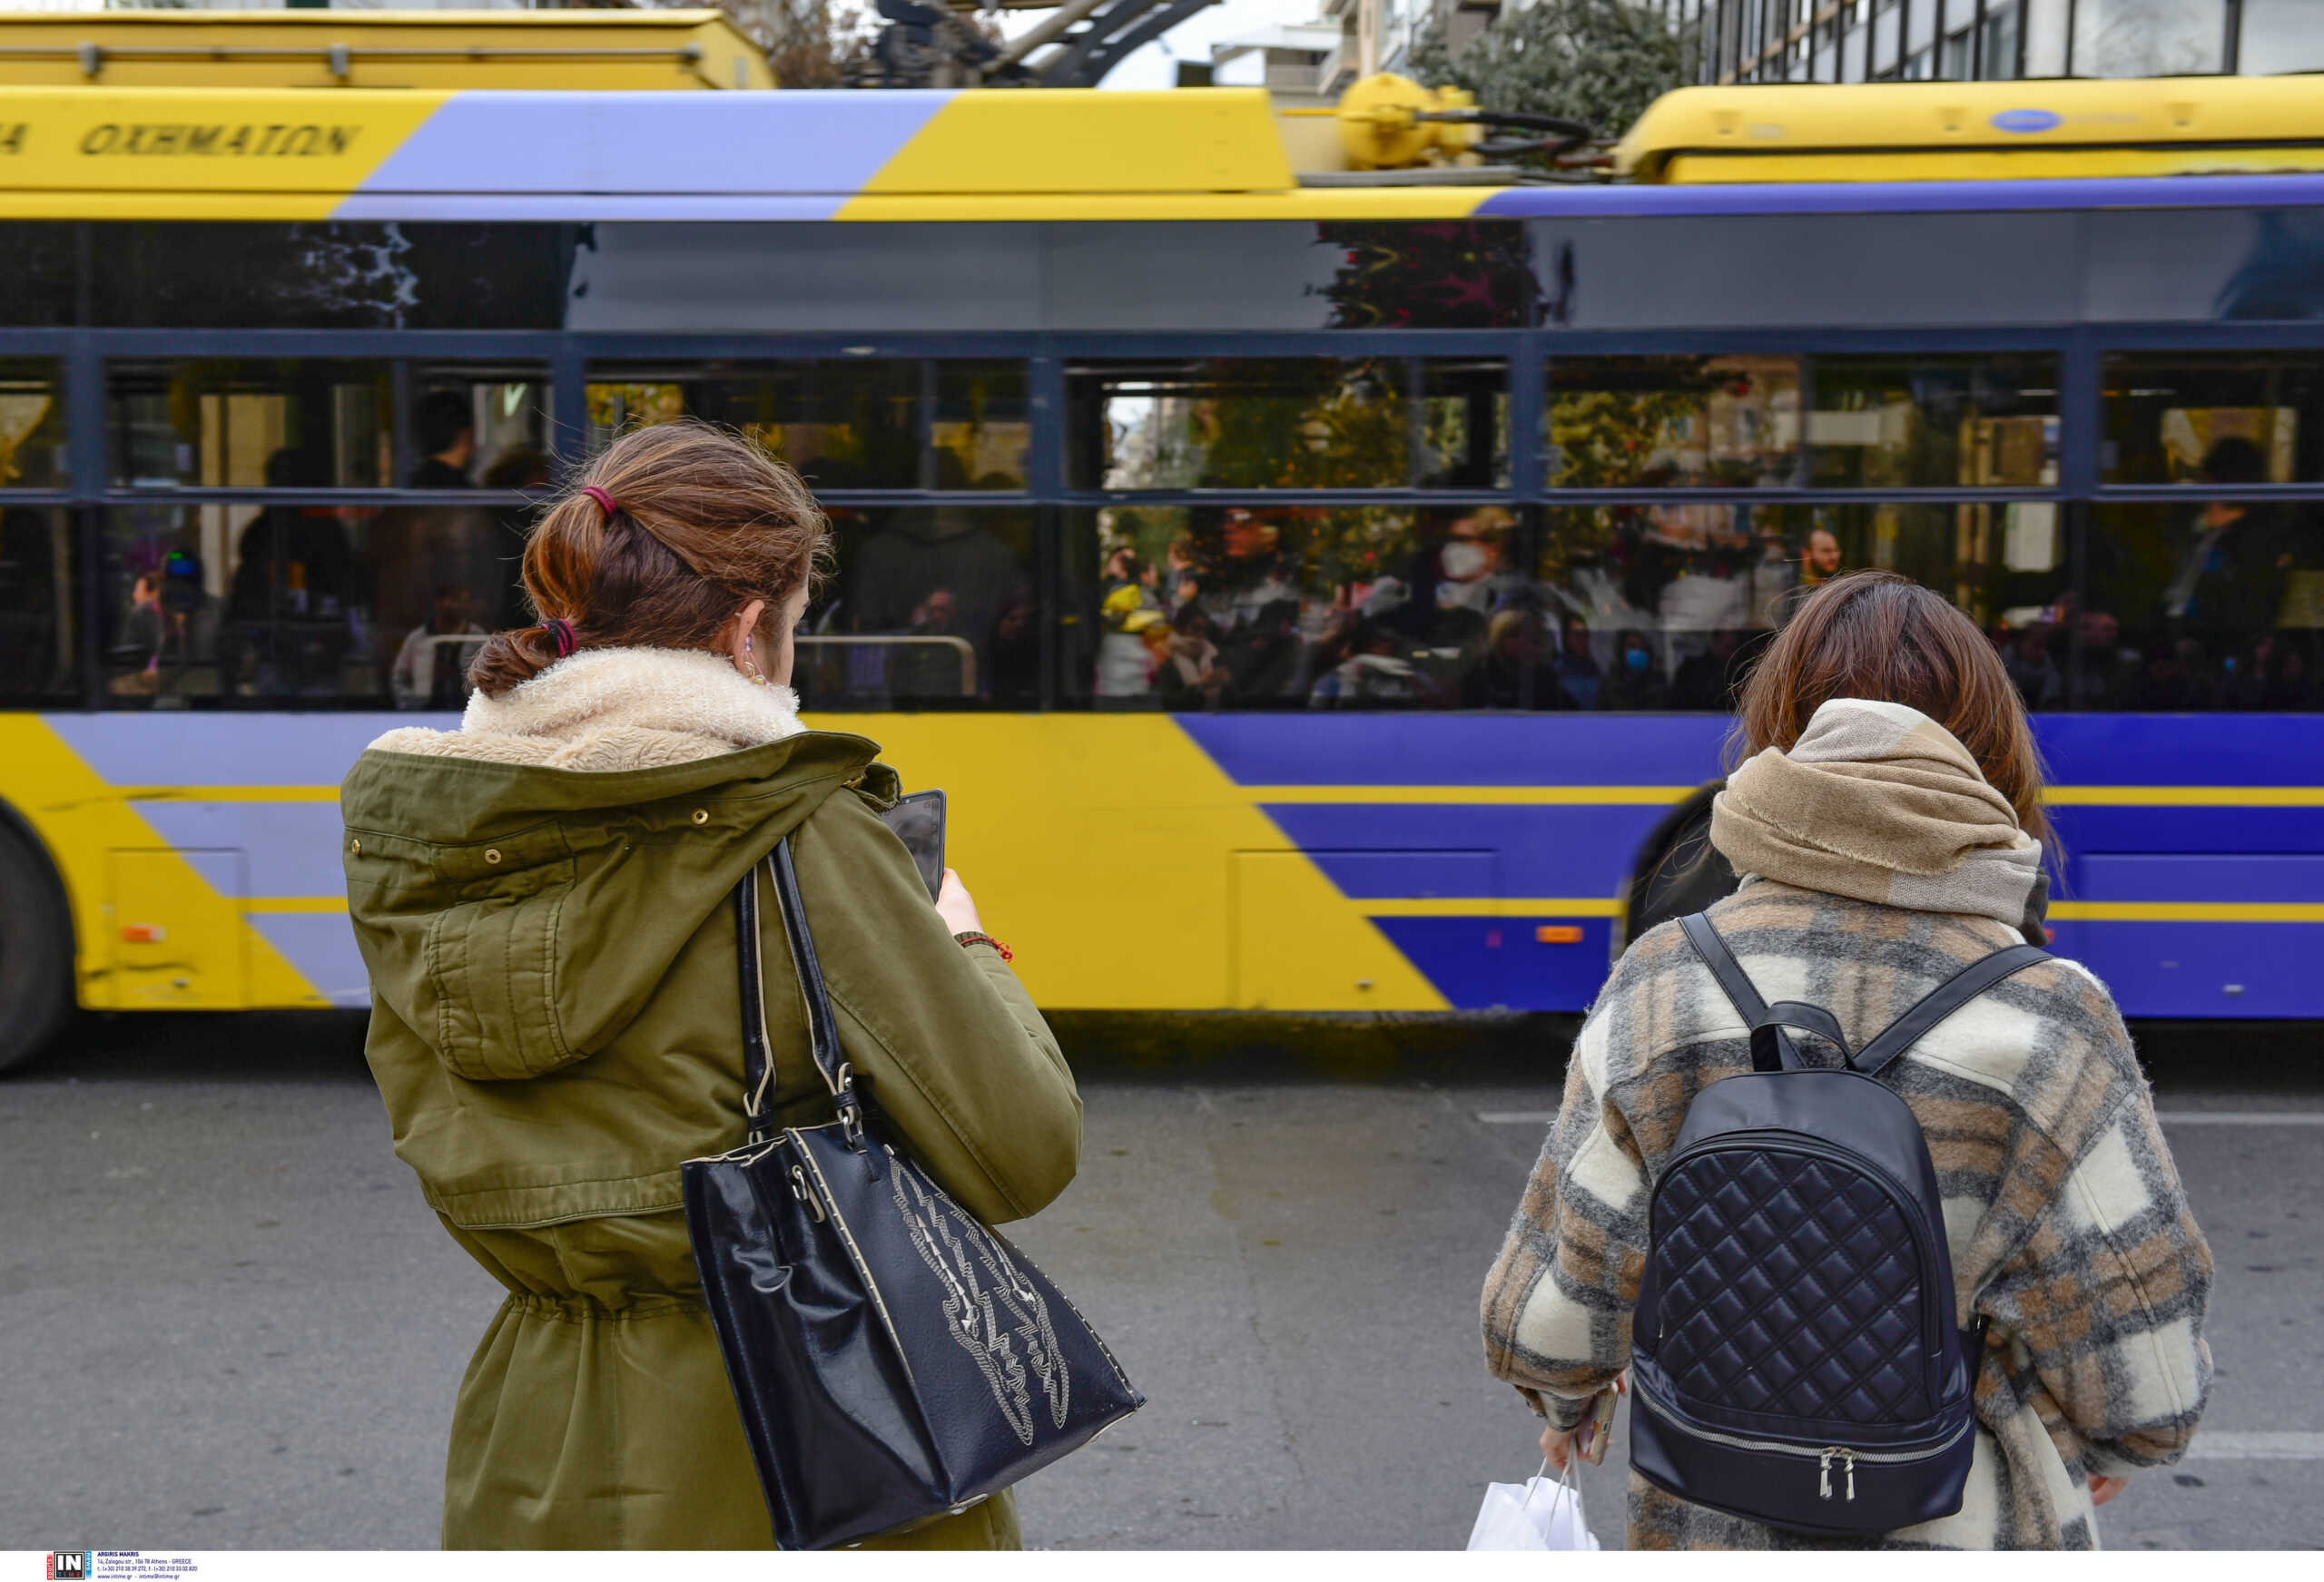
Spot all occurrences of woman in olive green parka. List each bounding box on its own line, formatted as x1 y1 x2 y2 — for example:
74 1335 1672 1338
341 424 1079 1549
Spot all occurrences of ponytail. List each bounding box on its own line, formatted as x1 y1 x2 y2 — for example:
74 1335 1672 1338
465 421 829 699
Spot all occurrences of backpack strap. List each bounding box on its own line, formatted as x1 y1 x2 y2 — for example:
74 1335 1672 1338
1680 913 1849 1073
1850 944 2052 1077
1679 912 1766 1022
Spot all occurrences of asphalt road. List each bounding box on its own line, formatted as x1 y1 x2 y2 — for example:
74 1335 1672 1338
1 1014 2318 1550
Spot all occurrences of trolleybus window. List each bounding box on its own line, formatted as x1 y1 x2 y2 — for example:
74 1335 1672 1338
1066 359 1510 492
794 506 1036 711
1070 504 1553 712
0 508 74 703
409 367 554 491
88 222 570 330
0 225 77 327
2102 352 2324 484
587 360 1030 492
1807 354 2058 488
108 361 395 491
97 497 534 710
0 359 66 492
1529 496 2052 712
2084 502 2324 711
1546 355 1801 488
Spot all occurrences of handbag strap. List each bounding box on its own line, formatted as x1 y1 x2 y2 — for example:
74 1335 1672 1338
753 836 872 1152
734 855 776 1143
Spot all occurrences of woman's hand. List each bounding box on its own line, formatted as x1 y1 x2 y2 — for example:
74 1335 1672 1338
1540 1419 1590 1475
1539 1374 1626 1472
935 869 983 936
2089 1474 2128 1508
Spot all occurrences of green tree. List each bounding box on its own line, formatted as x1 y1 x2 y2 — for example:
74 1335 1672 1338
1406 0 1688 151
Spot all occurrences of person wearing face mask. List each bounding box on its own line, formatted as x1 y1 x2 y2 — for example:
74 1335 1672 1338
1391 507 1519 657
1434 508 1520 615
1597 628 1669 711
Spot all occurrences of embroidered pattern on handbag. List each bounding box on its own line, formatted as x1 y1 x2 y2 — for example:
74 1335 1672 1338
892 1164 1069 1445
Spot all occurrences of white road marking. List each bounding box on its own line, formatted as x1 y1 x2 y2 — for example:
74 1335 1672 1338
2182 1432 2324 1461
1475 1110 2324 1126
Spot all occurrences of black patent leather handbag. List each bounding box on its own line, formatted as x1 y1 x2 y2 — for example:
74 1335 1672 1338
682 840 1142 1551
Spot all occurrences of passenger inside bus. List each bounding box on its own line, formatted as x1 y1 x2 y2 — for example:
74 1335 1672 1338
408 391 478 489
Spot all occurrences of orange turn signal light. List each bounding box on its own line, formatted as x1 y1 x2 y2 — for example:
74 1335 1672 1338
120 924 167 944
1535 925 1585 945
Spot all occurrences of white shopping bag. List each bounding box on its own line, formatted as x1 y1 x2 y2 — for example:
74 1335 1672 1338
1465 1459 1601 1551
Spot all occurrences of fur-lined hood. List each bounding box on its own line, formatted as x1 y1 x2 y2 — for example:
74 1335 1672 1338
340 651 889 1086
368 646 805 772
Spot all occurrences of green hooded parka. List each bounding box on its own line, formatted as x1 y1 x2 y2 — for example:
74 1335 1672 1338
342 703 1080 1550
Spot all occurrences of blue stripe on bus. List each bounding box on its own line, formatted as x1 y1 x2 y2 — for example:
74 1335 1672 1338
44 713 453 788
131 801 349 900
2034 713 2324 786
346 90 954 211
1190 713 2324 793
1472 173 2324 220
1182 713 1728 787
1371 916 1618 1012
1266 804 1668 899
246 914 372 1009
2066 921 2324 1019
2076 852 2324 904
2051 805 2324 855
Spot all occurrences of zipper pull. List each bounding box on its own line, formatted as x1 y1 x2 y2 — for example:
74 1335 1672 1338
1818 1449 1833 1500
1843 1451 1856 1502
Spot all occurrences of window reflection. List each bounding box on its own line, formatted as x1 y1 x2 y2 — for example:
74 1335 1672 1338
1527 496 2040 710
1809 354 2057 487
0 506 74 701
586 360 1029 491
2083 502 2324 712
409 366 553 491
793 506 1036 710
1065 503 1557 711
110 361 394 491
99 501 529 708
1066 359 1508 491
1546 356 1800 487
0 360 66 490
2102 353 2324 486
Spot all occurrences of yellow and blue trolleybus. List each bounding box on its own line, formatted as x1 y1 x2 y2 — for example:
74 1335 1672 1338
2 45 2322 1067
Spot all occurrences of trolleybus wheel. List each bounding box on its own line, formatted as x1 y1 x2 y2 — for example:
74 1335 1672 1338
0 821 73 1076
1614 781 1739 959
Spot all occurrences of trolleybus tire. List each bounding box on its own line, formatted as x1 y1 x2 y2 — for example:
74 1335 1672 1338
0 820 73 1076
1614 781 1739 961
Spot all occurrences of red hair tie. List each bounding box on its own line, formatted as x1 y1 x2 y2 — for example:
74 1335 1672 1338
542 617 576 658
580 486 617 517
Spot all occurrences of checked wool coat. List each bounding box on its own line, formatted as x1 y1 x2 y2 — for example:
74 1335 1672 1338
1482 879 2213 1549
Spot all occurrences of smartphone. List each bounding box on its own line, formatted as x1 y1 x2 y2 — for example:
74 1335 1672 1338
1581 1380 1621 1465
879 789 946 903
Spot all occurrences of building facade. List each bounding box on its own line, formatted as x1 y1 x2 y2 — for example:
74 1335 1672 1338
1651 0 2324 84
1323 0 2324 86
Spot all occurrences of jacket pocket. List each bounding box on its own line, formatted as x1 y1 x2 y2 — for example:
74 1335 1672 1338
426 835 582 1082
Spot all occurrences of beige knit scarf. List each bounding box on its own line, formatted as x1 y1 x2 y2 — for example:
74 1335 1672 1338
1710 697 2045 932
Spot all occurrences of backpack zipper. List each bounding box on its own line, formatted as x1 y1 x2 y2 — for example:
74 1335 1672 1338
1636 1374 1971 1505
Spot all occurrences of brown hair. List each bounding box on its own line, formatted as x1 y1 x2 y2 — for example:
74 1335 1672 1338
468 421 829 698
1731 570 2050 843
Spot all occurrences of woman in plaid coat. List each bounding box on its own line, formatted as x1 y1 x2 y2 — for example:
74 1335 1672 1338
1482 571 2213 1548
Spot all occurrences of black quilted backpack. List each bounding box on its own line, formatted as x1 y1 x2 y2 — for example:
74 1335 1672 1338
1628 913 2047 1536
